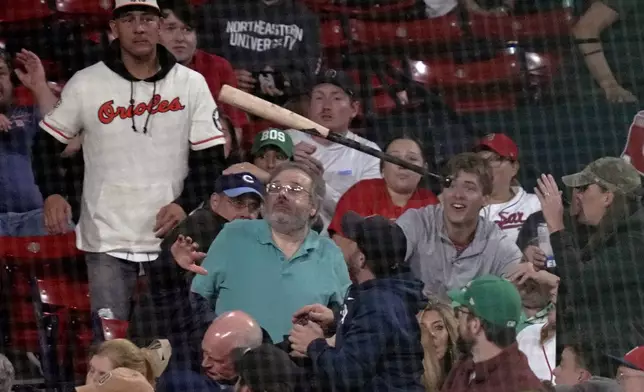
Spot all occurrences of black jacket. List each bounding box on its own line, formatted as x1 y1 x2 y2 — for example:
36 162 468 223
554 204 644 376
307 272 425 392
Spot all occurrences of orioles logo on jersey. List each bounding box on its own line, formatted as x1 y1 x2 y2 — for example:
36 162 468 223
97 95 185 125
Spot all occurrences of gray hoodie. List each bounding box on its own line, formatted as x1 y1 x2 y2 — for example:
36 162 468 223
396 204 522 299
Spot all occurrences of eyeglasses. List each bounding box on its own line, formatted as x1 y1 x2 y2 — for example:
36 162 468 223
227 196 261 212
266 182 309 197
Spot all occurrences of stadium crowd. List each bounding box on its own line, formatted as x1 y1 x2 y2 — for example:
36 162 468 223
1 0 644 391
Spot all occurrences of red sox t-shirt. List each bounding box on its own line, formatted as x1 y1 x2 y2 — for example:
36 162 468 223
189 49 248 129
328 178 439 236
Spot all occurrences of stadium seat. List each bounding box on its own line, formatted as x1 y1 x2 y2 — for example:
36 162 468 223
32 277 92 387
54 0 113 19
468 9 574 41
408 51 559 88
408 54 523 88
300 0 417 17
320 19 350 50
350 14 463 48
0 232 81 260
101 318 129 341
0 0 54 24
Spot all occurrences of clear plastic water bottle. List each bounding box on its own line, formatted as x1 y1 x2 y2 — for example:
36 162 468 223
537 223 556 268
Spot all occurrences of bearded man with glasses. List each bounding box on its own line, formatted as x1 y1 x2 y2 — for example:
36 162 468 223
186 161 351 343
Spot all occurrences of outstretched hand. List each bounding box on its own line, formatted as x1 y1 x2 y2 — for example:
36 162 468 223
534 174 565 233
171 235 208 275
14 49 47 92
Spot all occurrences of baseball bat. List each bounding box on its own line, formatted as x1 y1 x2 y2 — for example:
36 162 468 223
217 85 445 181
218 84 330 137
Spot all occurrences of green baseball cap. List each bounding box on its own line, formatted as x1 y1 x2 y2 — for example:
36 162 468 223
251 128 294 159
448 275 522 329
562 157 641 195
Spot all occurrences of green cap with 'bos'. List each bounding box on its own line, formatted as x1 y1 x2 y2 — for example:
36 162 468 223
562 157 641 195
448 275 522 329
251 128 294 159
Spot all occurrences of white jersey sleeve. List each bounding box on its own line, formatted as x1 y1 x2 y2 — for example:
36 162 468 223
188 74 226 151
39 74 84 144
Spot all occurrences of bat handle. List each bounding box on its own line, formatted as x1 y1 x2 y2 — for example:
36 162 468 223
298 128 444 181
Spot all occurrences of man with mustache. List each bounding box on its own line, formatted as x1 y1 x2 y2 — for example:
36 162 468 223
395 153 524 299
187 161 351 342
443 275 544 392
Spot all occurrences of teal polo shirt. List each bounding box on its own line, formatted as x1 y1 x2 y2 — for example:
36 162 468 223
191 219 351 341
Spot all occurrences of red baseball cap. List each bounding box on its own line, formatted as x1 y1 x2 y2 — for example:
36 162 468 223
474 133 519 160
606 346 644 371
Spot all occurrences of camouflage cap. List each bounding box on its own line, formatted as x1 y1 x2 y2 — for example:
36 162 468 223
562 157 641 195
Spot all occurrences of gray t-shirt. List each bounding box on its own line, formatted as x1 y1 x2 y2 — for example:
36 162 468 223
396 204 522 299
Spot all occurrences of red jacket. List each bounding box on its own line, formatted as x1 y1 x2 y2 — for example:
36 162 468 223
442 343 545 392
188 50 248 129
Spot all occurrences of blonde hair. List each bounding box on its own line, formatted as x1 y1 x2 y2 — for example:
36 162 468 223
90 339 168 387
417 299 459 392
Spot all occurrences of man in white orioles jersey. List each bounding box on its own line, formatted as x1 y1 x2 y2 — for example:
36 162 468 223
473 133 541 244
32 0 227 339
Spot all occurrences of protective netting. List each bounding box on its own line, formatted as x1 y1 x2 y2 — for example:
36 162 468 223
1 0 644 391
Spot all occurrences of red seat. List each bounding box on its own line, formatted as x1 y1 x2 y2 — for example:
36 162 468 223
301 0 417 16
0 0 54 23
468 9 574 41
101 318 129 341
409 54 524 88
320 19 349 50
351 14 462 48
34 277 91 311
55 0 113 18
0 232 81 260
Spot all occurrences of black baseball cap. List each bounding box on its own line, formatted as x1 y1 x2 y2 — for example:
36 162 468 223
341 211 407 277
235 344 305 391
312 69 356 98
213 173 264 199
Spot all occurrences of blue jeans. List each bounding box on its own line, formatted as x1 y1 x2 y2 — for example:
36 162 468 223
0 209 47 237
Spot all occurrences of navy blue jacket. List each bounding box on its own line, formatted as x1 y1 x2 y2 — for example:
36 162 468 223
307 272 425 392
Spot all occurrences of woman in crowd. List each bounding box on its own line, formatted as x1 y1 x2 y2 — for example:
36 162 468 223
329 135 438 250
536 157 644 377
86 339 171 388
417 299 459 392
473 133 541 243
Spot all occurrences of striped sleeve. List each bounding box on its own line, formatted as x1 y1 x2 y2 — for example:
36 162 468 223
39 74 83 144
189 73 226 151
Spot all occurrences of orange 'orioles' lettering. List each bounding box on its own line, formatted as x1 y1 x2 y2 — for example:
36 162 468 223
97 95 185 124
